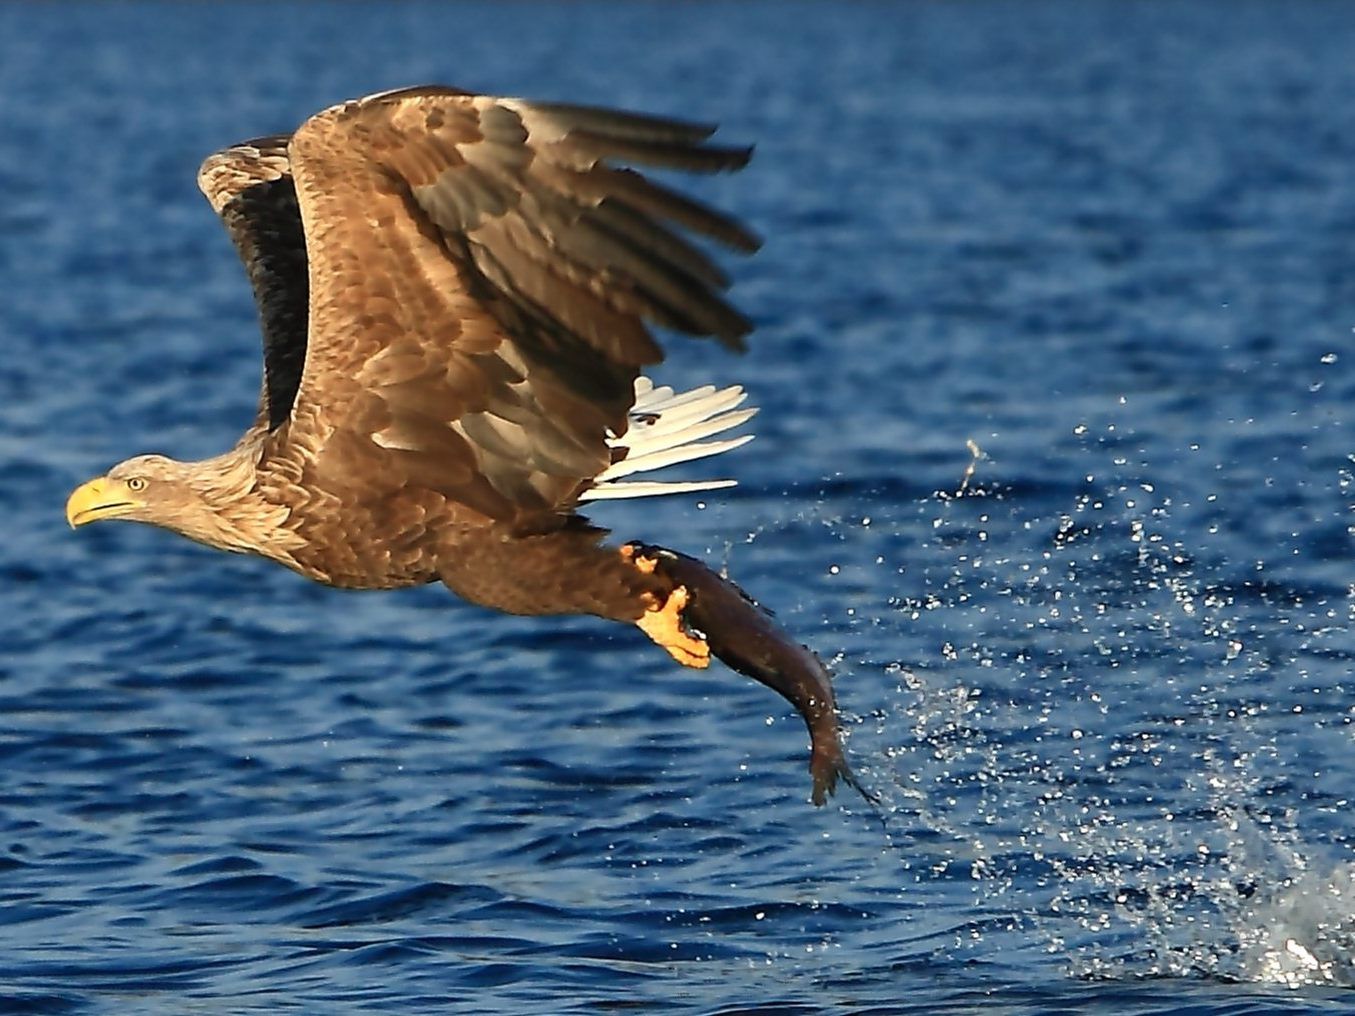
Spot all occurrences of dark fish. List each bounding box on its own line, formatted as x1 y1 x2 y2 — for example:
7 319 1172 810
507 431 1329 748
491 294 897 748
629 542 873 806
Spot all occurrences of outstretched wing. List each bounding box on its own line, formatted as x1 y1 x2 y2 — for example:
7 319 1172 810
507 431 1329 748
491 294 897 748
197 137 309 434
281 85 759 523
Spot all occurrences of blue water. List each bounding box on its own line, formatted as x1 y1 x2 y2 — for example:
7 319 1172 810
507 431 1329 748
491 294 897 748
4 1 1355 1011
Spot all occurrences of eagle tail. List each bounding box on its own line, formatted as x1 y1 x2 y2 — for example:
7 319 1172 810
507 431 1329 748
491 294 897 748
580 377 756 502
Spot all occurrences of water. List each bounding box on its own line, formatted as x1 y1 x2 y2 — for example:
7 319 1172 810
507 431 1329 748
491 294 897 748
4 1 1355 1011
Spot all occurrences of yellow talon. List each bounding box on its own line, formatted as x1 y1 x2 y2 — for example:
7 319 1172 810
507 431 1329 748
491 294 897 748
637 585 709 669
619 543 657 574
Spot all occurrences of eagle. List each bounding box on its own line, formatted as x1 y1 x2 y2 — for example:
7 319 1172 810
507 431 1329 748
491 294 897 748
66 86 862 805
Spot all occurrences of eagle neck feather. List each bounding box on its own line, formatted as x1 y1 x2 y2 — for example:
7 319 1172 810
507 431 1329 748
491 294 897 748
180 443 296 558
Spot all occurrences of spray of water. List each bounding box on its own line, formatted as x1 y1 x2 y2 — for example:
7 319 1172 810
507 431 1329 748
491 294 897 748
746 420 1355 988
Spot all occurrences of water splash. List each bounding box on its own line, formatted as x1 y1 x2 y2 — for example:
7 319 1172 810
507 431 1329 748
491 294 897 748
752 424 1355 990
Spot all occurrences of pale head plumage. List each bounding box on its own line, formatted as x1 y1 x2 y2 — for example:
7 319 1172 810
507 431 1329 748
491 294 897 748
69 447 294 558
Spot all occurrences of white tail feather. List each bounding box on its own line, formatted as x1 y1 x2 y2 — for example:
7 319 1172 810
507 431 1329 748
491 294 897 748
581 478 738 501
578 377 756 503
618 407 758 461
597 408 755 479
635 391 750 437
598 433 754 481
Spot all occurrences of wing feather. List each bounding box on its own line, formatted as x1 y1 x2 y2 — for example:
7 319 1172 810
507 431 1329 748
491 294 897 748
197 137 308 433
514 101 721 144
280 86 758 520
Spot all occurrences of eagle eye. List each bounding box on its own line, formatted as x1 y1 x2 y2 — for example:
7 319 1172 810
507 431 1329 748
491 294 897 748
127 477 148 492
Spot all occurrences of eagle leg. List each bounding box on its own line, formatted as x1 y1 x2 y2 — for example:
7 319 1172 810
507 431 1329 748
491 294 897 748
636 585 712 669
621 541 874 807
621 545 712 668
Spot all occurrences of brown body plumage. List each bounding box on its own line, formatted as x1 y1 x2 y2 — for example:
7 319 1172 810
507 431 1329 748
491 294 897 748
68 86 863 805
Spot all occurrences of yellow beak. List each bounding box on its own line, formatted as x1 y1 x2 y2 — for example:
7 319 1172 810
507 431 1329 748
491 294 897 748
66 477 139 528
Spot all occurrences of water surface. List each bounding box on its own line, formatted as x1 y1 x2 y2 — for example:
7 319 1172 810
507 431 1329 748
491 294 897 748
4 2 1355 1012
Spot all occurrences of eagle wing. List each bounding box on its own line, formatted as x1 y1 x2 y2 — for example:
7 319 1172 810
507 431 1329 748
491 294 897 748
197 137 310 436
279 85 759 523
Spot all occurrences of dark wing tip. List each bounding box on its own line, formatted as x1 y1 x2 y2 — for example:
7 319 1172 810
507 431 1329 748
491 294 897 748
528 100 720 145
607 168 763 255
566 130 753 174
